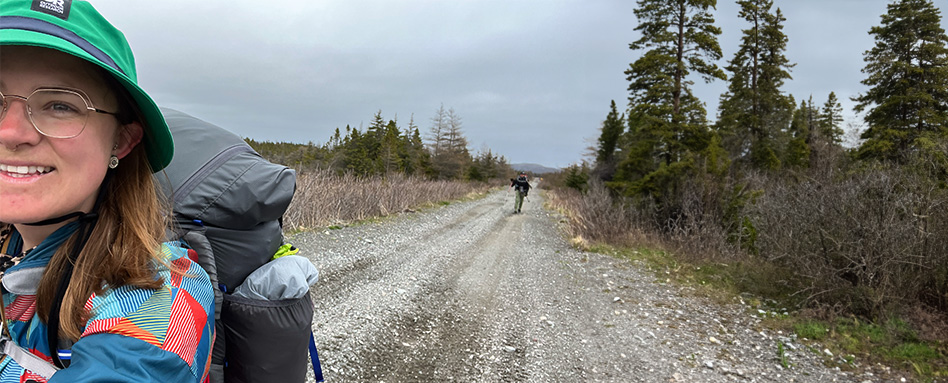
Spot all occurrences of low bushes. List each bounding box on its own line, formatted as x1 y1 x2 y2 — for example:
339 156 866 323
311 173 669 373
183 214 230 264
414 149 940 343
547 164 948 331
284 169 492 231
750 167 948 318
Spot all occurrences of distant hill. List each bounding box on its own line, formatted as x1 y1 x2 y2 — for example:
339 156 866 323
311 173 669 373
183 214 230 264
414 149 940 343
510 163 560 175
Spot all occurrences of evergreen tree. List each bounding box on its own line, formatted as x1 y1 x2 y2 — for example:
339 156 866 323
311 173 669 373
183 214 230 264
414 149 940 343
329 127 342 149
468 149 502 182
378 119 403 175
716 0 795 169
326 125 349 172
564 164 589 193
396 115 427 176
594 100 625 181
785 99 813 168
244 138 329 170
364 110 387 172
853 0 948 162
408 127 432 177
819 92 844 145
342 128 373 176
615 0 726 199
627 0 726 119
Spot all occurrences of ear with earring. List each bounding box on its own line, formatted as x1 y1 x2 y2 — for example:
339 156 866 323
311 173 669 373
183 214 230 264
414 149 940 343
109 143 119 169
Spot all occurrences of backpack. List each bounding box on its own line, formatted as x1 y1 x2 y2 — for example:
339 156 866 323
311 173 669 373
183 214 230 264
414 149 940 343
158 108 323 383
514 176 529 194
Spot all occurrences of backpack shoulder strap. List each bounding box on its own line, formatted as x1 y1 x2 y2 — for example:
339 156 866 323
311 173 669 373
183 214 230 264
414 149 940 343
0 337 59 380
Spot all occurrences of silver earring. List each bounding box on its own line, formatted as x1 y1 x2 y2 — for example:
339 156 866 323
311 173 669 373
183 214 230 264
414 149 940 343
108 155 119 169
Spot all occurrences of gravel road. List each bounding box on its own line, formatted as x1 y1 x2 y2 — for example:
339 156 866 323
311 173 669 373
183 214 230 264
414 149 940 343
292 188 909 382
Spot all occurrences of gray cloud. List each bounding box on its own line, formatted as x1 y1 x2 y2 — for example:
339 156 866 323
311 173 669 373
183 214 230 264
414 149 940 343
91 0 946 168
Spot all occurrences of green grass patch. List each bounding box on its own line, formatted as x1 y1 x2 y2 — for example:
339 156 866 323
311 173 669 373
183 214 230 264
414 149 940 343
786 316 948 380
777 341 790 369
588 242 798 306
887 342 941 362
794 321 829 340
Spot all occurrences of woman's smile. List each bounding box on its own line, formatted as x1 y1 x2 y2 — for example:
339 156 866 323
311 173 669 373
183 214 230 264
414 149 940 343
0 163 55 178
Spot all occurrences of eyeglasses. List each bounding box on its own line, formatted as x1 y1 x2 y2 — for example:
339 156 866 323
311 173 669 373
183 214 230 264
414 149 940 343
0 87 120 139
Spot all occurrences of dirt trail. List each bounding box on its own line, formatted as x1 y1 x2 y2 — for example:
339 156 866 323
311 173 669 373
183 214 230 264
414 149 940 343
293 189 903 382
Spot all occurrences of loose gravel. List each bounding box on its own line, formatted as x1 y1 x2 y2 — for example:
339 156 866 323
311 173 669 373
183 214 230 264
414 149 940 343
292 189 910 382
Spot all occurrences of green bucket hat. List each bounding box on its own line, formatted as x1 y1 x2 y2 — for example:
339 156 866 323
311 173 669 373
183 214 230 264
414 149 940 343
0 0 173 172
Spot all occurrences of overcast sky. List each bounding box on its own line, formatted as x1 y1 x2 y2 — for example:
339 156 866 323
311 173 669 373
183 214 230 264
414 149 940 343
89 0 948 169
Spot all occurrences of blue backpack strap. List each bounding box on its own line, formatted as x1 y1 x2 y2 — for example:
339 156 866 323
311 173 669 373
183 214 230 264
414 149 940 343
309 331 324 382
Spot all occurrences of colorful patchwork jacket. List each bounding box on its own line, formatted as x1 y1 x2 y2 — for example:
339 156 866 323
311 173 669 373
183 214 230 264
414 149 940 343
0 223 215 382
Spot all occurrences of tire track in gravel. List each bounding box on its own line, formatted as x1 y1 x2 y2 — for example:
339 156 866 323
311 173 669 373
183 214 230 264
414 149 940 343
295 191 516 382
348 192 566 383
353 192 525 382
311 193 501 307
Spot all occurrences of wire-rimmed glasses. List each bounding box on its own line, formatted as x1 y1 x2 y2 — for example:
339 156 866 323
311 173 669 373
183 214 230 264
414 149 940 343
0 87 120 139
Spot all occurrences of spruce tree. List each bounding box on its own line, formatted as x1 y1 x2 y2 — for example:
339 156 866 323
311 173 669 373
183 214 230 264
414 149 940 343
378 120 403 175
616 0 726 199
854 0 948 162
785 99 812 168
819 92 844 146
564 164 589 192
716 0 794 170
342 128 373 176
397 115 427 176
409 127 432 177
594 100 625 181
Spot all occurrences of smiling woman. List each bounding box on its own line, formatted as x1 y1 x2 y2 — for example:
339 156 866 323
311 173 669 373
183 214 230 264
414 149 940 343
0 1 213 382
1 46 132 225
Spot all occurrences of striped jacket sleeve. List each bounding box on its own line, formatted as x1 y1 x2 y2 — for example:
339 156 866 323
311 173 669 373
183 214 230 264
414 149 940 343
49 244 215 383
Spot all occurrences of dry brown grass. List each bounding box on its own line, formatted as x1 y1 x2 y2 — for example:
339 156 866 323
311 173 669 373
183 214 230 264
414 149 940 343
545 178 743 263
284 169 492 231
545 180 662 250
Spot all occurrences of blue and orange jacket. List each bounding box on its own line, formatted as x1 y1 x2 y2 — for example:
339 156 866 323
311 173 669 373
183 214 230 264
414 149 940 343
0 223 215 382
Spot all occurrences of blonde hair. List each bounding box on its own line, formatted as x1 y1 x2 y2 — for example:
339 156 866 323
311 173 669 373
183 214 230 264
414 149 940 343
36 142 171 341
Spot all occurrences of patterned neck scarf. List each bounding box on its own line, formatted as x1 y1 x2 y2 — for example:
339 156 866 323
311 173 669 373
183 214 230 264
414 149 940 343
0 224 28 279
0 223 79 280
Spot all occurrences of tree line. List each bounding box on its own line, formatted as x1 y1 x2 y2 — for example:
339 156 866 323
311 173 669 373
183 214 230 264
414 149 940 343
246 105 512 182
576 0 948 321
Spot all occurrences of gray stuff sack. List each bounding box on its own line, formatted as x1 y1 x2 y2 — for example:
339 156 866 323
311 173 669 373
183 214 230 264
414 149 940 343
225 255 318 383
233 256 318 301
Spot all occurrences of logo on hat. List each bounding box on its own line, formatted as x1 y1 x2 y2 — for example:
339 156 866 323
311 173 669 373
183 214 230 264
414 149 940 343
31 0 72 20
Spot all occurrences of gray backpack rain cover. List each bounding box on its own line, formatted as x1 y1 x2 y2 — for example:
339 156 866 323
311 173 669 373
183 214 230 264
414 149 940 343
157 108 316 383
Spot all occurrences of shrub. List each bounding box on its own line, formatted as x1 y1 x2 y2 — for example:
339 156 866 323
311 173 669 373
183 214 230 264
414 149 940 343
749 165 948 318
284 169 491 231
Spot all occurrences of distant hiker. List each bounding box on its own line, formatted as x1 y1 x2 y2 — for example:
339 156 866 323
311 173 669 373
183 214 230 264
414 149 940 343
510 172 532 213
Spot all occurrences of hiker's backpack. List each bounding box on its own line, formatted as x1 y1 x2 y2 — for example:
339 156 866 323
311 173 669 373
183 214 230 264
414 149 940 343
514 176 529 194
157 108 323 383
